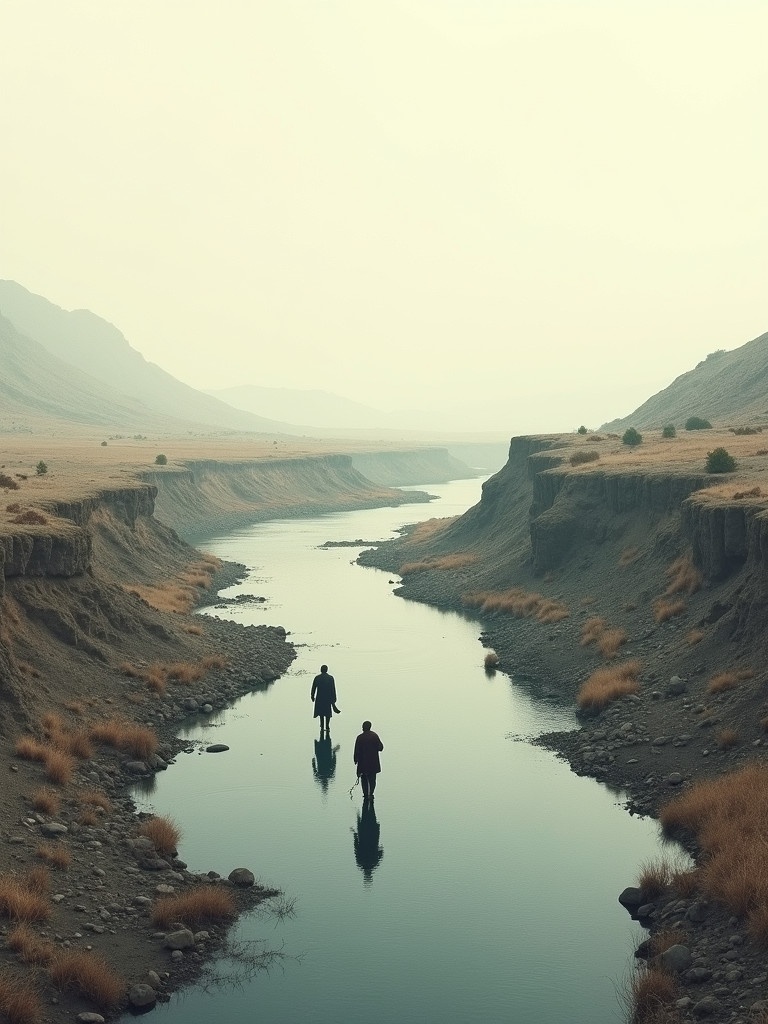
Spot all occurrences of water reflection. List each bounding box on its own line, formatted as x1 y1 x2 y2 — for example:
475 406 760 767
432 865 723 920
352 802 384 885
312 735 340 794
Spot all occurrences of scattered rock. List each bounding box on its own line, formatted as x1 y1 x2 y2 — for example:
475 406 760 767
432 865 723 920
205 743 229 753
228 868 255 887
128 983 157 1010
164 929 195 951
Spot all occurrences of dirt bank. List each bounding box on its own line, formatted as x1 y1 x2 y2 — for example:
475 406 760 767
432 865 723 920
359 429 768 1023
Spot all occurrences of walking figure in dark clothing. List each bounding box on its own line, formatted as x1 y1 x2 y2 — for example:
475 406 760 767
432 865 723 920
352 801 383 884
353 720 384 802
311 664 338 734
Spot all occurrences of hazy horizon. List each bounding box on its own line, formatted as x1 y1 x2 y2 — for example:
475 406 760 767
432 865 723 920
2 2 766 435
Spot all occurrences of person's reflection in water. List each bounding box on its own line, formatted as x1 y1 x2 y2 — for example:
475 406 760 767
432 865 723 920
312 735 339 795
352 802 383 885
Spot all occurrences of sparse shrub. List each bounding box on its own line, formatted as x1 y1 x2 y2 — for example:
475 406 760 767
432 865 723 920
717 728 739 750
6 924 55 966
21 867 49 897
731 425 761 435
622 427 642 447
12 510 47 525
627 966 678 1022
686 629 704 646
483 650 499 671
652 598 687 623
577 425 588 434
49 949 125 1008
154 454 168 465
150 886 237 928
638 858 672 900
34 462 47 476
670 866 701 898
706 447 736 473
100 440 107 446
14 738 46 762
6 502 21 512
734 486 761 499
30 789 60 816
0 474 20 490
35 844 71 870
0 967 45 1024
685 416 712 430
707 668 753 694
138 816 181 856
661 424 676 438
577 660 642 711
598 627 628 658
79 809 98 826
0 876 51 923
664 554 702 595
42 749 75 785
580 616 606 646
569 450 599 466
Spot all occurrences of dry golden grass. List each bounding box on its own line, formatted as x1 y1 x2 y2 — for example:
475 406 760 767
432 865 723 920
6 925 55 966
42 748 75 785
670 866 701 898
402 517 456 545
399 553 479 575
580 616 606 645
14 738 47 762
139 816 181 856
619 545 641 567
89 718 159 760
597 627 628 658
0 877 51 923
716 728 739 750
638 858 671 900
35 844 71 870
79 809 98 826
463 588 569 623
660 762 768 937
127 582 198 614
62 699 86 715
627 966 679 1023
686 629 705 646
664 553 702 596
706 668 754 694
150 886 237 928
20 868 50 898
579 596 596 607
30 788 60 816
78 789 112 812
0 968 45 1024
483 650 499 670
49 950 125 1008
648 929 688 957
577 660 642 711
117 661 144 678
184 624 204 636
652 598 687 623
201 653 227 670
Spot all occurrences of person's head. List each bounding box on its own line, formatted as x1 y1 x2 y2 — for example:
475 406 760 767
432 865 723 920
321 664 328 673
362 720 372 732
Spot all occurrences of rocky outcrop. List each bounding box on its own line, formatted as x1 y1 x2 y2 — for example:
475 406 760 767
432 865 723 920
683 493 768 585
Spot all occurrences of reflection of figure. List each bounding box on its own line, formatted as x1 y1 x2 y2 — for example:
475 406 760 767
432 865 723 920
311 665 338 734
352 801 383 885
353 720 383 802
312 736 339 794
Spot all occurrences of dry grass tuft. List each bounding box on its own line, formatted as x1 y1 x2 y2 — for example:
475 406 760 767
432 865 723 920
139 816 181 856
14 737 47 762
30 788 60 816
664 554 702 596
399 553 479 575
652 598 687 623
35 844 71 870
20 868 50 898
716 728 739 750
184 624 204 635
463 588 569 623
11 510 47 526
597 627 628 658
0 968 45 1024
670 866 701 898
580 616 606 646
150 886 237 928
79 809 98 826
638 858 672 900
577 660 642 711
619 546 641 568
648 928 688 957
6 925 55 966
201 653 227 671
78 789 112 813
42 748 75 785
686 629 705 646
0 876 51 923
707 668 754 694
117 661 144 679
89 718 159 760
402 517 456 545
627 966 679 1023
49 949 125 1008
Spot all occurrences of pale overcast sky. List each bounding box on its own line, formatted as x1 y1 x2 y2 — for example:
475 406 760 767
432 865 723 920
1 2 766 433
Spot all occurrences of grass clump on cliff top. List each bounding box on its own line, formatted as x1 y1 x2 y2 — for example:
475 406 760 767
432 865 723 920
577 660 641 711
569 450 599 466
706 447 737 473
622 427 642 447
150 886 237 928
463 588 569 623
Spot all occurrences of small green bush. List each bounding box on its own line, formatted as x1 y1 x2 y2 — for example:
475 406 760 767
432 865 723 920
577 425 588 435
706 447 736 473
622 427 642 447
686 416 712 431
154 454 168 466
662 424 676 438
35 461 48 476
100 441 108 446
570 450 600 466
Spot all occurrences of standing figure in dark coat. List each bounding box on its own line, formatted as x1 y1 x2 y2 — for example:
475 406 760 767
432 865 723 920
311 664 337 734
353 720 384 802
312 735 339 794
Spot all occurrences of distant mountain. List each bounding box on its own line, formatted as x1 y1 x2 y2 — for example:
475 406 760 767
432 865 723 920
207 384 391 430
603 332 768 431
0 312 189 432
0 281 292 435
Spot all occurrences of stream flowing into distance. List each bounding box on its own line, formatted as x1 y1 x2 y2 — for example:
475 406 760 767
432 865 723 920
129 476 673 1024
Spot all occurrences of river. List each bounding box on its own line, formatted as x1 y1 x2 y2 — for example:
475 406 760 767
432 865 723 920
130 476 669 1023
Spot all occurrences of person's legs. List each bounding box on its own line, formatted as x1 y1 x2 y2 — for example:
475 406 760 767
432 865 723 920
360 773 370 800
368 773 376 799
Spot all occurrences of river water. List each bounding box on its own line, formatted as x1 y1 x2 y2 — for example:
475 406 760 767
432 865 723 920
131 477 668 1024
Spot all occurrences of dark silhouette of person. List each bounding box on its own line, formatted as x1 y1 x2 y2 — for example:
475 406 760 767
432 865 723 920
353 720 383 802
311 664 338 734
352 800 383 885
312 735 339 794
